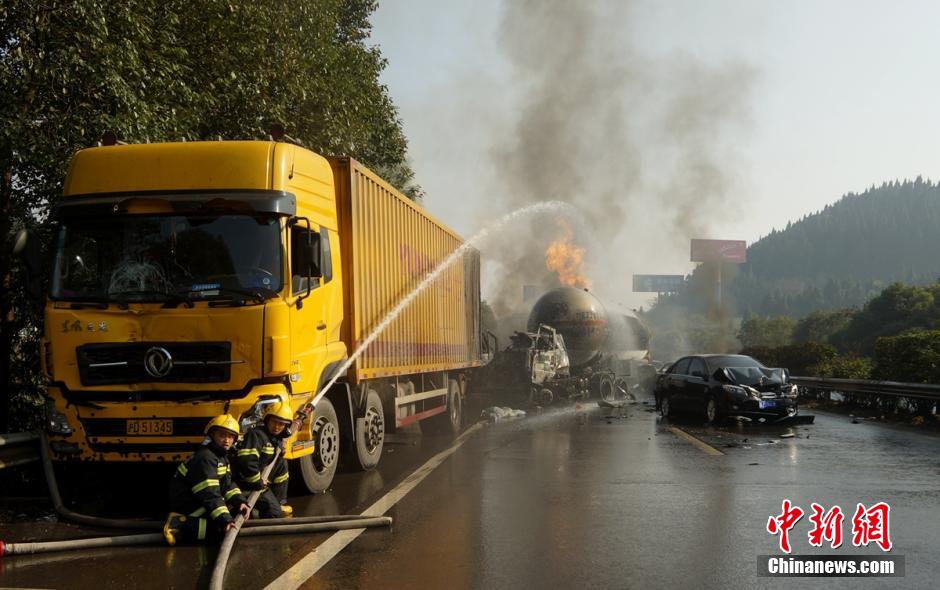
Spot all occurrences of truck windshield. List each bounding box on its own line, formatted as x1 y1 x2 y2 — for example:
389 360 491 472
51 214 283 303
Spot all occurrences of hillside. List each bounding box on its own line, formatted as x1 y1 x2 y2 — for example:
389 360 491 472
658 178 940 318
733 177 940 316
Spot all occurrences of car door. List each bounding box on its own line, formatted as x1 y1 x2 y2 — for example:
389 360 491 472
686 357 710 412
666 357 692 410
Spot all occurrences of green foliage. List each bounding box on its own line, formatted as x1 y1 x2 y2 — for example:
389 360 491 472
811 355 872 379
741 342 836 376
871 330 940 383
793 309 854 344
833 283 940 355
738 315 796 348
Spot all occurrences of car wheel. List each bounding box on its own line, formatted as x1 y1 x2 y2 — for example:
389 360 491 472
353 390 385 471
704 396 718 424
660 396 671 418
296 398 340 493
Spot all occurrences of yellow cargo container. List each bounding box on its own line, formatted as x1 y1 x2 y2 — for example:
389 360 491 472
36 140 486 493
333 158 482 381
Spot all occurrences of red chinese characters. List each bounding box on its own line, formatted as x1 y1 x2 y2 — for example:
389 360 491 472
767 500 893 554
807 503 844 549
851 502 892 551
766 499 805 554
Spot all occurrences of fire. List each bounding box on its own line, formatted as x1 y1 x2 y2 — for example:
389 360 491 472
545 219 592 289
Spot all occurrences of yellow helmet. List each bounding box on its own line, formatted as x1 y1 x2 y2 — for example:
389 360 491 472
205 414 240 436
263 401 293 424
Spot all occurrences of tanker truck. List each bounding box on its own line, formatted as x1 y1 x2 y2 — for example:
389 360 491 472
525 287 653 404
25 138 485 494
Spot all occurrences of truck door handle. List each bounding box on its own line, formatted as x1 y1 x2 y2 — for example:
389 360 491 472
317 322 326 330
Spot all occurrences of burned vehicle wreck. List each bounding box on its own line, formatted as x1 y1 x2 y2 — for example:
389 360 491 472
655 354 799 423
480 325 590 406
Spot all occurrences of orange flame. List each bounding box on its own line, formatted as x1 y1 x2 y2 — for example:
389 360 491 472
545 219 592 289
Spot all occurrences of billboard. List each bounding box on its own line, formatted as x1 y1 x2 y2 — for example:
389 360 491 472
690 239 747 263
632 274 685 293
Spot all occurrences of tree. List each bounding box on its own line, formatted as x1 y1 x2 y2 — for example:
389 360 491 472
0 0 418 430
738 315 796 349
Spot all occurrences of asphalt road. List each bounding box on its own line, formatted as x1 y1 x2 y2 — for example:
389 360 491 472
1 400 938 589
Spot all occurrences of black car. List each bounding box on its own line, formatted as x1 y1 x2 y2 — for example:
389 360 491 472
655 354 798 423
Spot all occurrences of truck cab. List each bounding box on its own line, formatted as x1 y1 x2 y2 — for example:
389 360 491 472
43 140 347 491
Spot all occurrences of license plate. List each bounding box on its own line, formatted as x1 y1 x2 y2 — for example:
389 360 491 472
759 400 776 409
126 419 173 436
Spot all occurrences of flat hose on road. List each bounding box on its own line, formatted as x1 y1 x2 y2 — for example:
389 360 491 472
37 432 384 530
0 517 392 557
209 448 282 590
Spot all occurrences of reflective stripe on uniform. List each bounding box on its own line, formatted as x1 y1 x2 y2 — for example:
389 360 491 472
197 518 207 540
244 473 261 483
237 448 259 457
191 478 219 493
217 464 229 476
177 464 188 477
210 505 230 519
261 445 275 455
224 487 242 500
272 472 289 484
190 507 206 517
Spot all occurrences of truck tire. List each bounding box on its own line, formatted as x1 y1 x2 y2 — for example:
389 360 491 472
420 379 462 436
353 390 384 471
296 398 340 493
598 375 615 402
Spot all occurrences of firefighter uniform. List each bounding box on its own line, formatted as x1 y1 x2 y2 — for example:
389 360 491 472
233 402 292 518
164 415 247 544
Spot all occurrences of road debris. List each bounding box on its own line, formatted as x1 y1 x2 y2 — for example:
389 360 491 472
780 433 795 439
482 407 527 422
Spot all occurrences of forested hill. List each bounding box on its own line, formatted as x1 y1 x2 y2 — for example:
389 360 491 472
733 178 940 316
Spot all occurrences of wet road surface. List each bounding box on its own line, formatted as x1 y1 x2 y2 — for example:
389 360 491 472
1 401 939 589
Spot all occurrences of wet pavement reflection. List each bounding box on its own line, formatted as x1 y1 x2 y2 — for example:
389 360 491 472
1 401 939 589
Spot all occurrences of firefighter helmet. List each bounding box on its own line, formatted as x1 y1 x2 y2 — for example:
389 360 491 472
204 414 240 436
263 401 293 425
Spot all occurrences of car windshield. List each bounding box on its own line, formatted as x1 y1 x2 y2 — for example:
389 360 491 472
705 355 764 371
51 214 283 303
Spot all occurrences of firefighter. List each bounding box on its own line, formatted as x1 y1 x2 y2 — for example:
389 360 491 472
163 414 250 545
233 400 293 518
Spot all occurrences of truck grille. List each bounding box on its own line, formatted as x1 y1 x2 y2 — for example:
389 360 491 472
76 342 233 386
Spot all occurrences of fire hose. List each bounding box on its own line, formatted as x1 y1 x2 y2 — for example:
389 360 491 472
38 433 379 531
0 517 392 557
13 432 393 584
208 446 277 590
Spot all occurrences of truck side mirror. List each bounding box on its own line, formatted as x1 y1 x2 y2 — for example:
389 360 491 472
13 229 43 301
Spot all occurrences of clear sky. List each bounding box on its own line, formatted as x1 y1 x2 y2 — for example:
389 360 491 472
370 0 940 307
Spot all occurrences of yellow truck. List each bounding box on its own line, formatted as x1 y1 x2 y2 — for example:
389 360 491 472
38 139 485 492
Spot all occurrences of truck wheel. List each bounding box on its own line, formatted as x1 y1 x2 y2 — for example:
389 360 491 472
353 390 385 471
420 379 462 436
598 376 615 402
297 398 340 493
660 396 672 418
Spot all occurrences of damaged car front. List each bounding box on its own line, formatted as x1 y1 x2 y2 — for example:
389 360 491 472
709 356 799 422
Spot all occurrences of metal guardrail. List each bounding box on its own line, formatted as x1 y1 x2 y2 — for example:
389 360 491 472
0 431 41 470
791 376 940 402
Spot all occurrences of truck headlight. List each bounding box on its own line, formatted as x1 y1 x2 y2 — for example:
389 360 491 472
238 396 280 432
45 401 73 435
783 384 799 398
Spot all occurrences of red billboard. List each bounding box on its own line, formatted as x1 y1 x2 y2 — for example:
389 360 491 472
690 239 747 263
